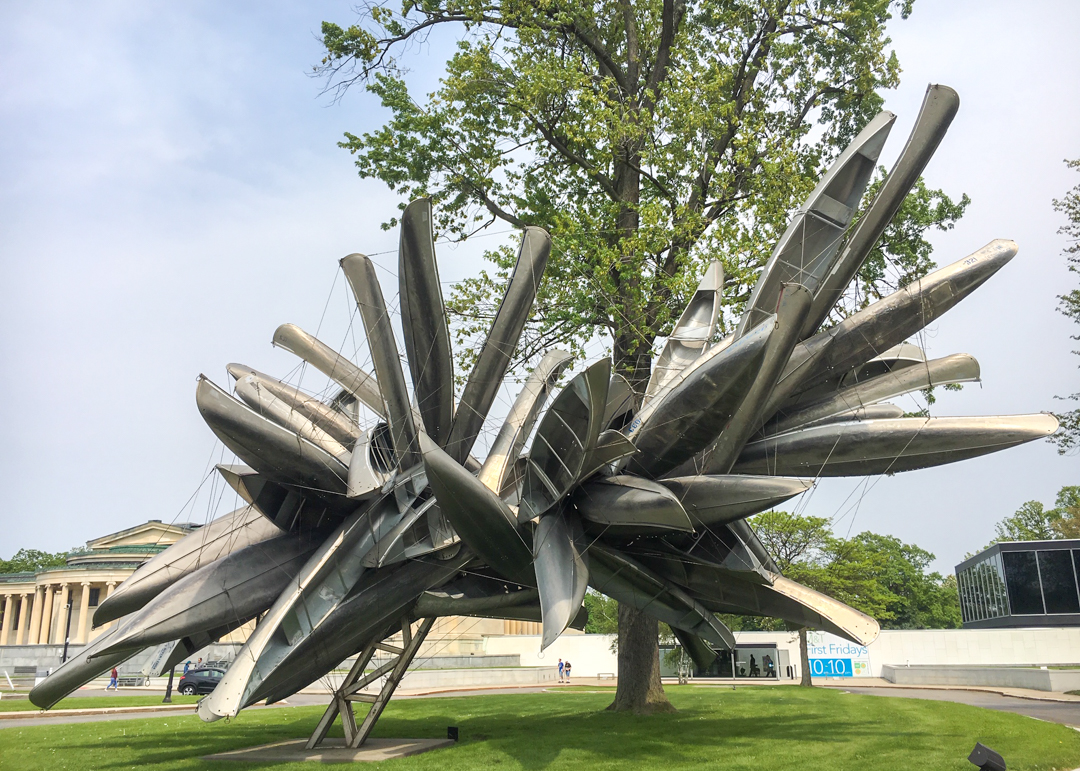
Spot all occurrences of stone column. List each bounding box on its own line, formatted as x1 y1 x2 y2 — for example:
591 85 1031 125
104 582 117 630
27 586 44 645
55 583 70 646
15 594 29 645
0 594 13 646
77 582 92 644
38 585 55 645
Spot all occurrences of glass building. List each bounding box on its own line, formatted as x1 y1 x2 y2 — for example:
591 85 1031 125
659 642 793 679
955 540 1080 628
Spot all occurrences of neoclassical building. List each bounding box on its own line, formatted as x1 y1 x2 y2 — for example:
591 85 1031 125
0 521 198 648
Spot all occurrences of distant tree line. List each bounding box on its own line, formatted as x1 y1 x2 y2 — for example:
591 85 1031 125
0 548 73 575
1050 159 1080 453
985 485 1080 545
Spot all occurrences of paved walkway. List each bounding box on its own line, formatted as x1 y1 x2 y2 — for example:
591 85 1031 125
821 677 1080 703
827 685 1080 728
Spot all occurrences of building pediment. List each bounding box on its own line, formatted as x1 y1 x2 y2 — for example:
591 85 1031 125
86 521 197 550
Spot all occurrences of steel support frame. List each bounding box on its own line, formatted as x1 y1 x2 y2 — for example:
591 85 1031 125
306 616 435 750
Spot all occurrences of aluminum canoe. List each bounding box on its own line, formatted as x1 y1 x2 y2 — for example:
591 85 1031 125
574 475 694 535
398 198 455 446
699 283 813 475
444 227 551 465
733 414 1059 477
763 240 1017 414
766 353 980 435
644 261 724 404
658 475 812 527
533 504 589 650
232 371 351 461
227 363 360 447
803 84 960 338
736 111 895 338
92 533 319 657
624 317 772 478
94 505 280 626
342 253 420 470
420 433 533 584
478 349 573 494
520 360 611 518
272 323 384 417
196 375 349 499
197 479 425 722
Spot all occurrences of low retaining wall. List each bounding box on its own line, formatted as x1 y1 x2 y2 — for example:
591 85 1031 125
302 666 557 693
0 642 243 680
881 664 1080 692
373 655 521 670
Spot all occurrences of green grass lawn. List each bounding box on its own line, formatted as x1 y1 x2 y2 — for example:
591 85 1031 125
0 686 1077 771
0 694 202 712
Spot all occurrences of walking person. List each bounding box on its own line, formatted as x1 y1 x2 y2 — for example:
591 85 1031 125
558 658 565 683
183 661 191 675
564 661 571 681
106 667 118 691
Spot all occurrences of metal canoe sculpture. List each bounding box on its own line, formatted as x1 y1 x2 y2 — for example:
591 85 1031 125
32 84 1057 747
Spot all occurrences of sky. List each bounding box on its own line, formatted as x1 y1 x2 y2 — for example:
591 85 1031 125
0 0 1077 573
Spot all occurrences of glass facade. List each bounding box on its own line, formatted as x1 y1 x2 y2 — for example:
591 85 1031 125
733 646 778 678
1040 550 1080 614
957 542 1080 626
957 550 1010 623
659 643 783 679
1002 551 1043 615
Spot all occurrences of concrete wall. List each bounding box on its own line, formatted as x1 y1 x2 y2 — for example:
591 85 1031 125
336 654 522 671
483 634 618 678
483 627 1080 682
881 664 1080 692
299 666 557 693
0 642 243 677
868 628 1080 671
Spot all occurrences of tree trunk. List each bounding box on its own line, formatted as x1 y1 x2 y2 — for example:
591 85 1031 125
606 128 674 714
799 628 813 687
608 603 676 713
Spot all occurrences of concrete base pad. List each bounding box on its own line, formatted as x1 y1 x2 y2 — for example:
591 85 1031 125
205 737 455 763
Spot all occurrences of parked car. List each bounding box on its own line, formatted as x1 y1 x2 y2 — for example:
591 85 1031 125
177 667 225 695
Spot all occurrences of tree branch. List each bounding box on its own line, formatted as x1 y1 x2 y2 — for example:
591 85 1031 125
459 178 527 227
510 103 621 200
642 0 685 110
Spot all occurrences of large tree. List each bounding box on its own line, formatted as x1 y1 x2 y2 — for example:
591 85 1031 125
319 0 965 712
1051 159 1080 453
848 532 960 630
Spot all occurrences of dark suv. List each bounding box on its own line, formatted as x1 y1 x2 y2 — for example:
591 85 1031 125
177 668 225 695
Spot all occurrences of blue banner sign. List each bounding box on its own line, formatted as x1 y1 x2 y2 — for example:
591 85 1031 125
808 658 853 677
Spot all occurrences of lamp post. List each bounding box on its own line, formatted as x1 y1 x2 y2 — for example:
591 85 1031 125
162 667 175 703
60 599 74 664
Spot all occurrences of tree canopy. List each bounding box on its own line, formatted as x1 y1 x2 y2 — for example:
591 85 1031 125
723 510 961 631
989 485 1080 544
1051 158 1080 453
0 548 69 575
319 0 965 387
